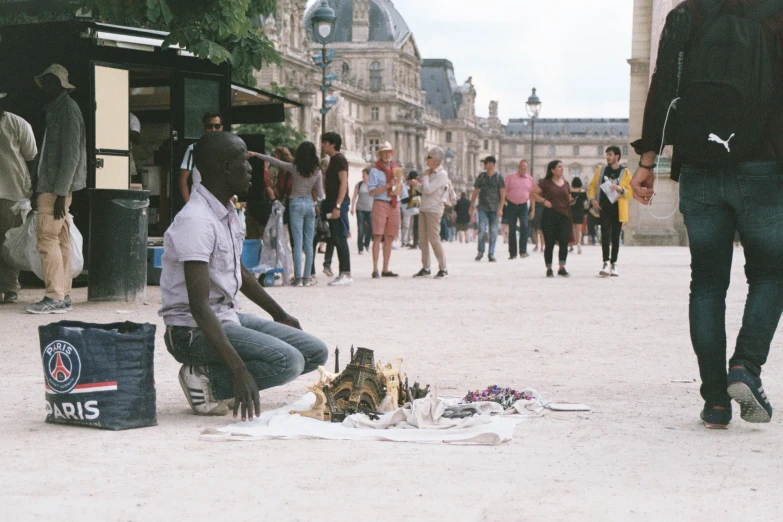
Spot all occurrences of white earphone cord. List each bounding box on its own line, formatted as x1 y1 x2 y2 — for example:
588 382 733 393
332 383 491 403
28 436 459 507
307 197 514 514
645 96 681 220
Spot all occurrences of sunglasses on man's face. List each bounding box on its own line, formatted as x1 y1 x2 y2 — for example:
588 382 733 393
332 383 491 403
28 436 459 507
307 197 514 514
205 123 223 130
426 156 434 160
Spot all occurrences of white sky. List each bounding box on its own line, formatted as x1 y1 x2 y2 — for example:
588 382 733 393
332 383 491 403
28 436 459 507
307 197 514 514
305 0 634 121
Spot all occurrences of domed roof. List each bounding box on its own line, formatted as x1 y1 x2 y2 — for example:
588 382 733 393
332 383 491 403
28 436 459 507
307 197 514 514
305 0 411 44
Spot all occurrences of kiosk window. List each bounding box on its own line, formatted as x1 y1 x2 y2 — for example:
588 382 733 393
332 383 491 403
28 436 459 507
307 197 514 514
184 78 220 139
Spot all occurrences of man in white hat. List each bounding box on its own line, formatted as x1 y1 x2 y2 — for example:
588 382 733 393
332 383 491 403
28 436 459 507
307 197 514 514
0 92 38 304
367 141 407 278
25 64 86 315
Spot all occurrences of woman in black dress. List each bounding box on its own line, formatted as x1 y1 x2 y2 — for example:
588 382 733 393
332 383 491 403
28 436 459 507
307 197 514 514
570 177 587 254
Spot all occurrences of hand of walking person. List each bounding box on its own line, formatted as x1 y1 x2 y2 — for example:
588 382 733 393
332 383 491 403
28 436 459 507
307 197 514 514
350 207 355 215
630 167 655 205
231 364 261 421
544 200 552 209
331 207 340 220
591 199 601 211
276 312 302 330
54 195 67 220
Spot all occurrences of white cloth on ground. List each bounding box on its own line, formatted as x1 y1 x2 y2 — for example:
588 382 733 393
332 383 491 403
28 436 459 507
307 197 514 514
201 393 543 445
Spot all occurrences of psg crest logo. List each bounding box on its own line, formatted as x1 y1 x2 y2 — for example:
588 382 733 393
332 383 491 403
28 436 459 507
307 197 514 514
42 341 81 394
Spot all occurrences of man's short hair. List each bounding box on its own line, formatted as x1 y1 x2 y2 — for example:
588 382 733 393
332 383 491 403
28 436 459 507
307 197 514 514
194 131 243 180
483 155 496 164
605 146 622 159
322 132 342 151
202 112 222 125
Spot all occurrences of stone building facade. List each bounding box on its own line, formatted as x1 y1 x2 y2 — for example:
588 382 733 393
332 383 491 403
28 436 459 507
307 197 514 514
254 0 629 196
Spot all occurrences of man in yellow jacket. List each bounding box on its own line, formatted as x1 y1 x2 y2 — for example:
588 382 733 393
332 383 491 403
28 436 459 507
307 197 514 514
588 146 633 277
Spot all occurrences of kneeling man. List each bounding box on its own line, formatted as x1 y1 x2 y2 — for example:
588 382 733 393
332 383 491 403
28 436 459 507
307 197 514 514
160 132 328 420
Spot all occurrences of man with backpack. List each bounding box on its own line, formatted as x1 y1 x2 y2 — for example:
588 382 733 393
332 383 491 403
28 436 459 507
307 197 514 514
588 146 633 277
470 156 506 262
631 0 783 429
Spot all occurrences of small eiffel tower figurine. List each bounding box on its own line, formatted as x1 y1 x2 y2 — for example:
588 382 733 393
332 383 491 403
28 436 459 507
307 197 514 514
334 346 340 373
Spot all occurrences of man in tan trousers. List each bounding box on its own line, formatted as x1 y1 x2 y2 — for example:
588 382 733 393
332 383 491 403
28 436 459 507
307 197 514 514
0 92 38 304
25 64 86 315
410 147 449 279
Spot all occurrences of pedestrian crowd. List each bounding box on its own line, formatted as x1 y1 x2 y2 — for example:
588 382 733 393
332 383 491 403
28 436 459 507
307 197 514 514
239 137 635 287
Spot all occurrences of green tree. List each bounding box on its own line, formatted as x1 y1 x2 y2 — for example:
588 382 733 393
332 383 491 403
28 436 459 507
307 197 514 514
0 0 280 86
236 83 307 153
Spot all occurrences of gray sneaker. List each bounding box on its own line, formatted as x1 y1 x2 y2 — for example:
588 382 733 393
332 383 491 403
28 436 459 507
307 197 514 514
64 294 73 311
25 297 67 315
2 292 18 304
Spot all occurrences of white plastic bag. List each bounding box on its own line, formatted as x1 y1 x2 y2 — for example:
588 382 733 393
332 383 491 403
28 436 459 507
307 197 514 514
2 211 84 280
256 201 293 285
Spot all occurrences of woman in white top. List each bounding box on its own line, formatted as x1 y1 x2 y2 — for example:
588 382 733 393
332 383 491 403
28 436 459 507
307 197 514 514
254 142 324 286
409 147 450 279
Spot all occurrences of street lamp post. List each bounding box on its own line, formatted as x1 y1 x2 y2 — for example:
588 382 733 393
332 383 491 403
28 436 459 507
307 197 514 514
311 0 336 143
525 88 542 177
445 146 454 187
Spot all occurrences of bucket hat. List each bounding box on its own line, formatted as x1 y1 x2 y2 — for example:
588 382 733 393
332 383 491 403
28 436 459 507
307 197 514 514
375 141 395 158
34 64 76 92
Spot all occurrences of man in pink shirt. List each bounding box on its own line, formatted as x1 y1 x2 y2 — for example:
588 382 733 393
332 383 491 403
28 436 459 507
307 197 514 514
504 159 536 259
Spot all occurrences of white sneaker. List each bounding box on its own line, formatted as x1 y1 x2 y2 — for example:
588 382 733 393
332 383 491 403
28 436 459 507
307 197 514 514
610 264 619 277
178 365 230 416
328 274 354 286
599 262 610 277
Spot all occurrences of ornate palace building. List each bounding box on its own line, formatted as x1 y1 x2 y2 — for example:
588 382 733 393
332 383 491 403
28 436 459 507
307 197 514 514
255 0 629 195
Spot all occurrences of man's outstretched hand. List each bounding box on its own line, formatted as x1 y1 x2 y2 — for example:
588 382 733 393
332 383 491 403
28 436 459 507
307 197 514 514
631 168 656 206
231 365 261 421
276 313 302 330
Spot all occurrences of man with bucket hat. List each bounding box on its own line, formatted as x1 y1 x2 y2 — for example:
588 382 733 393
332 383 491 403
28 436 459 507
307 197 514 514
367 141 407 278
25 64 86 315
0 91 38 304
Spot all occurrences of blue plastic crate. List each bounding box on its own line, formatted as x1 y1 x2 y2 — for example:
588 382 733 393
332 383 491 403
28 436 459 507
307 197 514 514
147 247 164 268
241 240 262 269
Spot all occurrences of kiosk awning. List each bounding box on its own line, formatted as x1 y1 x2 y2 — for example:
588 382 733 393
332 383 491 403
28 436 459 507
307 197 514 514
231 83 302 125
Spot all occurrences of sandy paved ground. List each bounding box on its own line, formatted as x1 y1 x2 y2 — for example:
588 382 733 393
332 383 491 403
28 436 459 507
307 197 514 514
1 241 782 521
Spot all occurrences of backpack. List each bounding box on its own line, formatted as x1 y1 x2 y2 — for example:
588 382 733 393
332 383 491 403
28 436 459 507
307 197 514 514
442 179 458 208
671 0 783 165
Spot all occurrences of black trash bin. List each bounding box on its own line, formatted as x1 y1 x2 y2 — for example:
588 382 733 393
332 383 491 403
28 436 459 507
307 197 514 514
88 189 149 302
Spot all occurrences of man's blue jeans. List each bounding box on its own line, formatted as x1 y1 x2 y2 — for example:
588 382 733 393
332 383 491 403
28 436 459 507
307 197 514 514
165 314 328 401
680 160 783 406
477 209 499 257
289 197 316 281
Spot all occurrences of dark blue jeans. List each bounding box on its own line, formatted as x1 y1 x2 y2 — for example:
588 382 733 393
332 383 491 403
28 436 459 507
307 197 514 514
680 160 783 406
506 202 530 256
357 210 372 252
